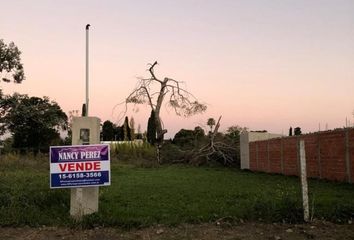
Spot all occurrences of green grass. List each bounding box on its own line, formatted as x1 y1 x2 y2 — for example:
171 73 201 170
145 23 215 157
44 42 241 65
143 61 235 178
0 155 353 227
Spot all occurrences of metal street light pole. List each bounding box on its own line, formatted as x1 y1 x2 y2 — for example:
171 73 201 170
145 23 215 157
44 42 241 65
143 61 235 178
85 24 90 116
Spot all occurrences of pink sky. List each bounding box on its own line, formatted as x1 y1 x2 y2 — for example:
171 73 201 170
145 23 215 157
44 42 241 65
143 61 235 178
1 0 354 138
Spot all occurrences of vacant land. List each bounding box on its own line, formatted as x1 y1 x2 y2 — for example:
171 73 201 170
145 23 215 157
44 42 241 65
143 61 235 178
0 156 353 228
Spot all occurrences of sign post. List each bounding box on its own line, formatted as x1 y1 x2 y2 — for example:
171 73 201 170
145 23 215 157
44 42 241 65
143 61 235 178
50 116 106 219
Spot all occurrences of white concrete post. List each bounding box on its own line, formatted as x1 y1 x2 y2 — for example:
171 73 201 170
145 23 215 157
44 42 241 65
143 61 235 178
240 132 250 169
299 140 310 222
70 116 100 219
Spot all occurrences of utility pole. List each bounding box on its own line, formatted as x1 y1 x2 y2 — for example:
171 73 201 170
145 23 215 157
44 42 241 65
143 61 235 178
85 24 90 116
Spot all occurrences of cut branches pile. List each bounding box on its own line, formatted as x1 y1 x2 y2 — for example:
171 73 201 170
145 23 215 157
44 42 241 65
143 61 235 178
191 116 237 165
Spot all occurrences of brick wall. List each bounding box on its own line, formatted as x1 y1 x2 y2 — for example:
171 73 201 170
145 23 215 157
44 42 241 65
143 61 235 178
249 128 353 183
349 130 354 183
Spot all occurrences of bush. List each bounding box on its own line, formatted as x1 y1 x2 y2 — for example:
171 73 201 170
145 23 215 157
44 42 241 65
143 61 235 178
173 127 208 150
110 142 157 167
160 142 186 164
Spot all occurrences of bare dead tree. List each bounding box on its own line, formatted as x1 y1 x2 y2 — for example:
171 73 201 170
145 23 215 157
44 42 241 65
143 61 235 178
122 61 207 163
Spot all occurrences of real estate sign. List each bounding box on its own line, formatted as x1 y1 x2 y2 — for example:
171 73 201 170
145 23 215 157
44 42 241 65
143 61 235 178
50 144 110 188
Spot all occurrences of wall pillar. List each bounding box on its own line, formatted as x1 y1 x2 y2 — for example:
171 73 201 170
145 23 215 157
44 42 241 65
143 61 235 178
240 132 250 169
70 117 100 218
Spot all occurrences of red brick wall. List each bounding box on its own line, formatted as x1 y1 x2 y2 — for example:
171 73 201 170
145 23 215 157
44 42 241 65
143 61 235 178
257 141 268 172
302 134 320 178
349 130 354 183
249 128 354 183
319 131 347 181
269 138 282 173
282 137 298 176
249 142 257 171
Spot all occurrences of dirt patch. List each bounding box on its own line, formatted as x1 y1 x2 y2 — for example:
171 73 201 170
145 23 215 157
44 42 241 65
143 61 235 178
0 221 353 240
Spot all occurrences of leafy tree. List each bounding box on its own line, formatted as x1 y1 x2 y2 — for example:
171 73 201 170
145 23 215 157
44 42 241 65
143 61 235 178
225 125 247 140
123 116 131 141
207 118 216 133
124 62 206 163
0 93 67 151
115 126 124 141
137 124 141 134
194 126 205 140
63 109 79 145
173 126 206 148
136 124 143 139
102 120 116 141
0 39 25 83
81 103 87 116
147 110 156 145
129 117 135 140
173 129 195 148
289 127 293 136
294 127 302 135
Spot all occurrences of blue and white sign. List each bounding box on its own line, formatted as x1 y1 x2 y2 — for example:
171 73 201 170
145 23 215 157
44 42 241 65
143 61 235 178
50 144 110 189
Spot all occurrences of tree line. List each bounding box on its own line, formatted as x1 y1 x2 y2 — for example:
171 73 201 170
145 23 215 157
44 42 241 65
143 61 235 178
0 92 145 152
101 116 142 141
0 93 67 152
0 90 247 168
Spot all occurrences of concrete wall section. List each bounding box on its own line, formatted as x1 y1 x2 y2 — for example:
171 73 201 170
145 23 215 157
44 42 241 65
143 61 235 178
240 132 283 169
240 133 250 169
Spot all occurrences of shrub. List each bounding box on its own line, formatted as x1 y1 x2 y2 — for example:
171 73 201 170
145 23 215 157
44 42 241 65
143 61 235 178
110 142 156 167
160 142 186 164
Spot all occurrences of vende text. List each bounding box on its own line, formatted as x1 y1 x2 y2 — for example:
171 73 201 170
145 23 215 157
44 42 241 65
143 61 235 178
58 162 101 172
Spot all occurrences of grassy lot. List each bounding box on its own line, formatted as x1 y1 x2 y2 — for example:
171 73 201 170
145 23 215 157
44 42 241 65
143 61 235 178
0 155 353 227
